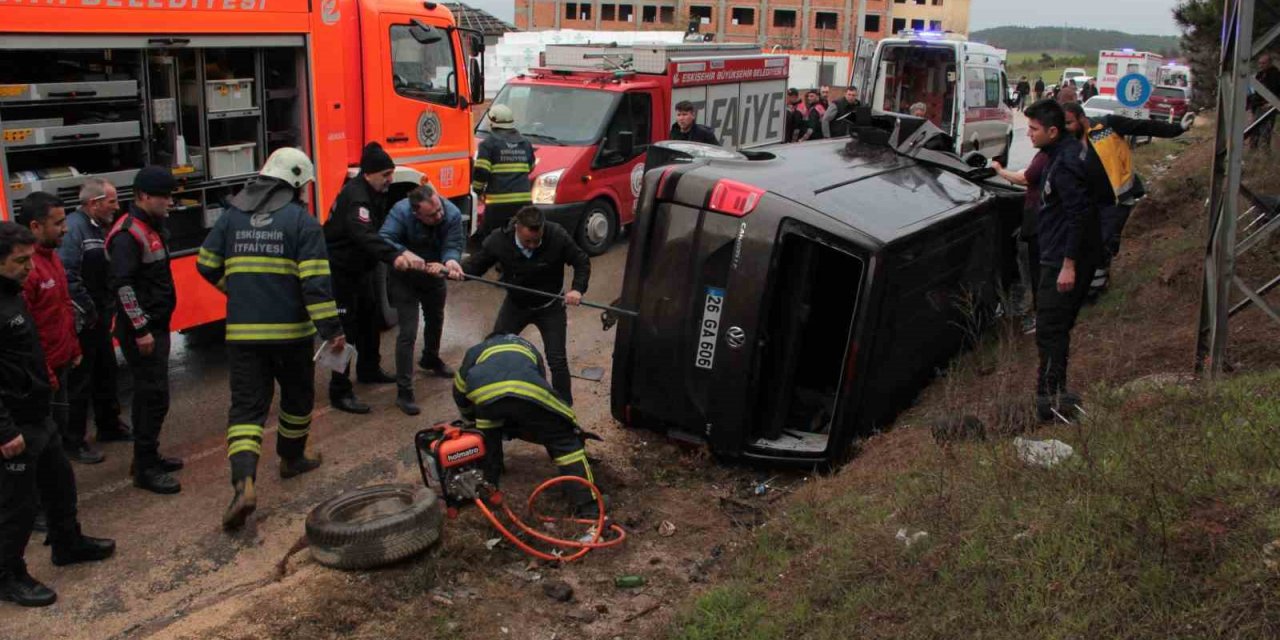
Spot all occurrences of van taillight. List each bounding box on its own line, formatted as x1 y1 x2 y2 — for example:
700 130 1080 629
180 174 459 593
656 165 679 200
707 179 765 217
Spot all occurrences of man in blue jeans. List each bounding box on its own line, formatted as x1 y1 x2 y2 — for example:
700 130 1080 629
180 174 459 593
380 184 465 415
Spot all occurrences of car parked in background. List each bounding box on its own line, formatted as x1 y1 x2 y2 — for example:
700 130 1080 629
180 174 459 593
1146 85 1191 121
1083 95 1122 119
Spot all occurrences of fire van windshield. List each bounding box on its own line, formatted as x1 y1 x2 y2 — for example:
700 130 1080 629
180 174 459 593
478 84 620 146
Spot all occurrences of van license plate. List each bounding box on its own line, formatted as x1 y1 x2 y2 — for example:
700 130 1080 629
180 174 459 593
696 287 725 370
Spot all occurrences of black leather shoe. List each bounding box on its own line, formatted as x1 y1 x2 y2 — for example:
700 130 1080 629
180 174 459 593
0 570 56 607
332 396 371 414
357 369 397 384
157 456 184 473
134 467 181 495
66 445 105 465
129 457 184 476
51 535 116 567
396 391 421 416
96 422 134 442
419 357 455 378
280 453 323 479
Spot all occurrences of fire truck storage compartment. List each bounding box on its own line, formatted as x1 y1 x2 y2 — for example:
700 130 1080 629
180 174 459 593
1 39 309 255
751 226 863 454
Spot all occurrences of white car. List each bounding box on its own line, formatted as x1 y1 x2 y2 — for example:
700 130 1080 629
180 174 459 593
1082 95 1122 119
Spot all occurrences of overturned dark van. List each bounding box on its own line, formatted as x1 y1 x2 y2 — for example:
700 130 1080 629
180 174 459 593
609 117 1023 466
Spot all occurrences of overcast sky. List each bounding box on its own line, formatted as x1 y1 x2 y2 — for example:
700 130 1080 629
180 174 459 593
467 0 1183 36
970 0 1181 35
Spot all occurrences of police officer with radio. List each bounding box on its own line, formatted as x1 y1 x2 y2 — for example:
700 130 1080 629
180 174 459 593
108 167 183 495
198 148 346 531
323 142 426 414
452 333 602 517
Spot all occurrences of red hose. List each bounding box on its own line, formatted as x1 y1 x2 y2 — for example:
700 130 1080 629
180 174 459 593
473 475 626 563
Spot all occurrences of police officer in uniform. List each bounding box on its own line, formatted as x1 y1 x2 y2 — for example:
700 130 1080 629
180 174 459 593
108 167 183 495
452 334 602 516
474 104 535 235
197 148 347 530
0 222 115 608
323 142 425 414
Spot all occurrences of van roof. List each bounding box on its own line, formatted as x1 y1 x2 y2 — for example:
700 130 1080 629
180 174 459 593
686 138 989 245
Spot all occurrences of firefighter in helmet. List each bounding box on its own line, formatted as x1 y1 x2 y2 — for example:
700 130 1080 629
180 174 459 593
474 104 535 236
452 334 602 516
196 147 347 531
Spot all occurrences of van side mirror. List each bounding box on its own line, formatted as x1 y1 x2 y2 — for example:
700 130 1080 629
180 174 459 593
409 19 443 44
617 131 635 159
470 58 484 103
961 150 987 168
471 34 486 54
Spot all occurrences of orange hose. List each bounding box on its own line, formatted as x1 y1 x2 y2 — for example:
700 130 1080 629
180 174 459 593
473 475 626 562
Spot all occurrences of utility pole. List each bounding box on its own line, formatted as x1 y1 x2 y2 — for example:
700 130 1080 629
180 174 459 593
1195 0 1280 374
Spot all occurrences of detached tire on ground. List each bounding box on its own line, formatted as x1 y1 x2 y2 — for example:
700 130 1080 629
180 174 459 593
306 484 444 570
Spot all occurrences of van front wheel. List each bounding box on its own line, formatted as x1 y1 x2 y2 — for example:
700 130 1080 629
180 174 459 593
576 199 618 256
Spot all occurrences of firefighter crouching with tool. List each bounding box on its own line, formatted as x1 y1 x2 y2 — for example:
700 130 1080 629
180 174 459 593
451 334 603 518
196 148 346 531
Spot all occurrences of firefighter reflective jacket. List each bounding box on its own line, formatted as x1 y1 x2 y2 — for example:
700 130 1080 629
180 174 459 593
472 129 534 206
196 193 342 344
452 334 576 429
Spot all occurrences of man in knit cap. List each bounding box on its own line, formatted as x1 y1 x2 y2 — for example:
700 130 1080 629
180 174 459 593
323 142 425 414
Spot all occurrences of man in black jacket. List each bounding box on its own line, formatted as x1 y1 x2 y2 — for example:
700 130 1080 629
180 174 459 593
108 167 183 494
60 179 131 464
668 100 720 145
457 206 590 405
821 86 862 138
1024 99 1103 422
323 142 425 414
0 222 115 608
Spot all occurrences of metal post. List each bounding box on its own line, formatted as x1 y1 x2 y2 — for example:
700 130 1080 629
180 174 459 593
1195 0 1280 374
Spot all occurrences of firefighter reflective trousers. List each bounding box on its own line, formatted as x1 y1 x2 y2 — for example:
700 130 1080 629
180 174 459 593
226 342 316 484
476 397 596 508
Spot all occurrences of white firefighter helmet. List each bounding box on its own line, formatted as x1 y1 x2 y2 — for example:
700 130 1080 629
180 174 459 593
488 104 516 129
260 147 315 188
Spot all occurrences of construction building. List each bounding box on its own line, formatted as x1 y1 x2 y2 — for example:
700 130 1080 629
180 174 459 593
512 0 971 51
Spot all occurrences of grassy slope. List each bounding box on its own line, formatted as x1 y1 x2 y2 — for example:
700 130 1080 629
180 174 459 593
669 124 1280 639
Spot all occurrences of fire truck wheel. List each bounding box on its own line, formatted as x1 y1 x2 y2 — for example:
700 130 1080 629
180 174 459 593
306 484 443 570
576 199 618 257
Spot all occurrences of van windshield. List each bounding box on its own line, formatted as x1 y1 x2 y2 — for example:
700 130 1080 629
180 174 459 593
873 44 958 136
477 84 620 145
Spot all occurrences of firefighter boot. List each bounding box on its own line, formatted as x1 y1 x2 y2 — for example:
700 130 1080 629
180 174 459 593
279 452 323 479
222 477 257 531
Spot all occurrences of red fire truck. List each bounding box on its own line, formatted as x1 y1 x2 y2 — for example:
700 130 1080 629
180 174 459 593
475 43 789 255
1 0 484 331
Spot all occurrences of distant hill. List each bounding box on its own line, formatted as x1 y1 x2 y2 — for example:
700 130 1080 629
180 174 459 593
970 26 1180 58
